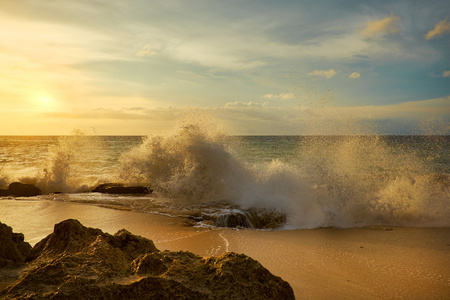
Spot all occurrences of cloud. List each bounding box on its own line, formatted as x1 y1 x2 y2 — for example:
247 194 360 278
349 72 361 79
425 19 450 40
224 101 266 108
263 93 295 100
361 15 400 37
308 69 337 79
136 45 158 57
430 70 450 78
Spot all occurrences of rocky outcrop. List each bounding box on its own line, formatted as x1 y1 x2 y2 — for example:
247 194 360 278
216 211 254 228
0 182 42 197
1 219 294 299
0 222 32 268
92 183 151 195
191 207 288 229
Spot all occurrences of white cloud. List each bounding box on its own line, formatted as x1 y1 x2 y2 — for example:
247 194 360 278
308 69 337 79
136 45 158 57
349 72 361 79
443 70 450 77
425 19 450 40
224 101 266 108
263 93 295 100
360 15 400 37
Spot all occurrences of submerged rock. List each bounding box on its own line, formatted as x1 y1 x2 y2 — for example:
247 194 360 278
246 207 288 229
92 183 151 195
1 219 294 299
0 222 32 268
205 207 288 229
4 182 42 197
216 211 254 228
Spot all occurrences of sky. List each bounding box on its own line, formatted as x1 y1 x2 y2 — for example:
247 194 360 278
0 0 449 135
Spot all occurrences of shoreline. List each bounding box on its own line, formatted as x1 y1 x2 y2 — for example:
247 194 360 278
1 199 449 299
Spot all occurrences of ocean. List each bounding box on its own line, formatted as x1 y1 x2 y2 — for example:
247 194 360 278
1 124 449 229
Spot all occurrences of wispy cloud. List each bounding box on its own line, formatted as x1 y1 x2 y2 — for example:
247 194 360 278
136 45 158 57
360 15 400 38
308 69 337 79
425 19 450 40
1 0 449 135
263 93 295 100
224 101 266 108
349 72 361 79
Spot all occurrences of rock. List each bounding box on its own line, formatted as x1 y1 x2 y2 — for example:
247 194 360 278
0 189 8 196
0 222 32 268
246 207 287 229
216 211 253 228
206 208 288 229
133 251 295 300
7 182 42 197
1 219 294 299
27 219 106 261
92 183 151 194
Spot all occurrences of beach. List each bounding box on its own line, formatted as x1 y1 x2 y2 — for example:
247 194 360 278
1 199 448 299
2 0 450 298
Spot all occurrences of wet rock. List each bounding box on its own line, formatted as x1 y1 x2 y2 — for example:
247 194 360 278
246 207 288 229
216 211 253 228
92 183 151 194
1 219 294 299
6 182 42 197
210 208 288 229
0 222 32 268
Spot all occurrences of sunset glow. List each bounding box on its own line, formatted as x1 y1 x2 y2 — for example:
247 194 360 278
0 1 448 135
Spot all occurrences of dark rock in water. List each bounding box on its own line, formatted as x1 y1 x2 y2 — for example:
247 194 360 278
0 222 32 268
216 211 253 228
246 208 288 229
92 183 151 194
7 182 42 197
1 219 294 299
211 208 288 229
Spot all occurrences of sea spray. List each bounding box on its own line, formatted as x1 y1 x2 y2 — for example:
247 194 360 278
118 120 323 228
301 136 450 227
0 125 447 229
37 131 114 193
117 121 449 229
0 167 9 189
118 121 248 201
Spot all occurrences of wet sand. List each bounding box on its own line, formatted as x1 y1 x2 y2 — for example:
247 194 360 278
1 199 449 299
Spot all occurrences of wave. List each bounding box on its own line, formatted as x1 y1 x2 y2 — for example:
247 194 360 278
115 121 449 229
1 121 448 229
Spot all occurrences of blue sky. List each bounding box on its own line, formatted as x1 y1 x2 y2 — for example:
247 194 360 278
0 0 449 135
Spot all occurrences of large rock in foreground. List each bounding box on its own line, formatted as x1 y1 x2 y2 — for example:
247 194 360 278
0 222 32 268
1 219 294 299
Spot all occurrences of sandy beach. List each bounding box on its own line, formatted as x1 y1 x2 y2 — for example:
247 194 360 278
1 199 449 299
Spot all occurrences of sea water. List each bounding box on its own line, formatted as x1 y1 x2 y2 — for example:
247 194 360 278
0 123 448 229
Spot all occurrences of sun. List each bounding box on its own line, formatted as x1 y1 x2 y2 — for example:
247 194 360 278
37 96 52 106
32 94 55 111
